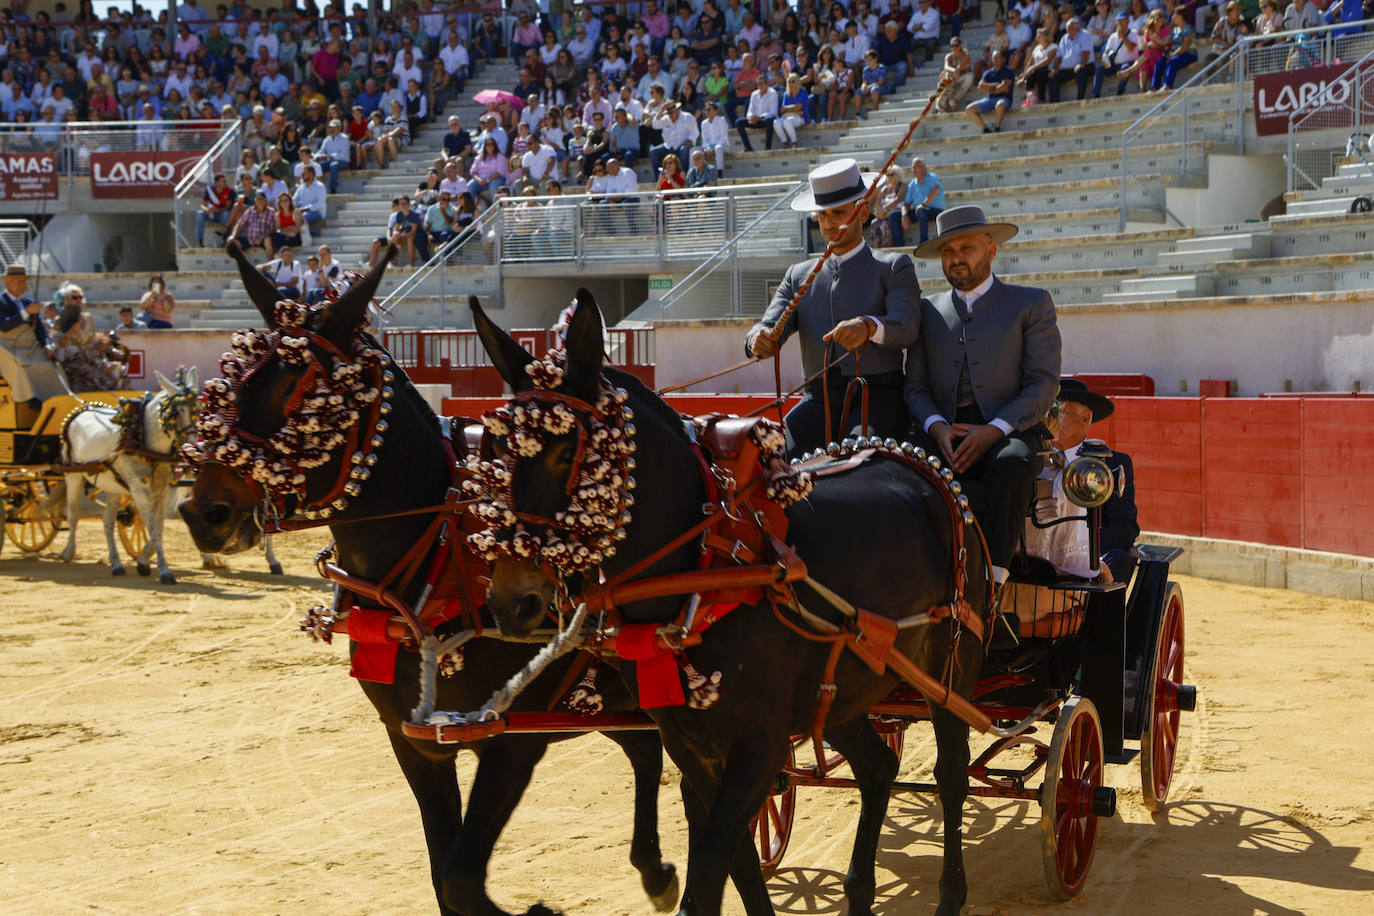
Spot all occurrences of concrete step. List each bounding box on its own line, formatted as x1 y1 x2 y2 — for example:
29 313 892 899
1284 196 1360 217
1102 273 1217 301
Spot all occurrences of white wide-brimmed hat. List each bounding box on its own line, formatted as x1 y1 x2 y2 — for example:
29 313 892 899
790 157 880 213
913 205 1019 258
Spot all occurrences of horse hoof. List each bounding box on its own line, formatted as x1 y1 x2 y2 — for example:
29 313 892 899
60 552 74 564
137 563 151 577
159 572 177 585
269 563 284 575
645 864 680 912
111 566 126 577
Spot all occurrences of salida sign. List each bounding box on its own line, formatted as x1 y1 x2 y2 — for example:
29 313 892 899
0 152 58 201
1253 61 1374 136
90 151 204 199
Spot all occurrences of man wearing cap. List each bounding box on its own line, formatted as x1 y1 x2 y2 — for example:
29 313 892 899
747 158 920 454
315 119 352 193
650 100 699 174
903 205 1062 581
0 265 65 406
1050 378 1139 583
1093 14 1139 98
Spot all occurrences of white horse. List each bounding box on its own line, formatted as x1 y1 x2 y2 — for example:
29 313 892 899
59 369 201 583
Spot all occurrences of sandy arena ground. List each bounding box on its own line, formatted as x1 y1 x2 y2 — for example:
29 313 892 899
2 524 1373 916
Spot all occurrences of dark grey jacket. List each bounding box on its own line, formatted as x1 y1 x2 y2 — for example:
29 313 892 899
903 277 1062 432
749 245 920 377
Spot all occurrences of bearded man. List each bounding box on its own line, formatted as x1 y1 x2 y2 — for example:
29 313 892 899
903 205 1062 582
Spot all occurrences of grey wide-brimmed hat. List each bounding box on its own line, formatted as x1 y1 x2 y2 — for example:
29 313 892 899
913 204 1019 258
790 157 880 212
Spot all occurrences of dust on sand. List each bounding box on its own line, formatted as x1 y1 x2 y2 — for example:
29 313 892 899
2 526 1372 915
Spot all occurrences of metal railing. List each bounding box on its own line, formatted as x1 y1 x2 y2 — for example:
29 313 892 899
0 120 233 185
0 220 40 272
1286 49 1374 192
170 120 244 249
1118 19 1374 229
376 181 808 326
384 326 654 373
643 181 808 320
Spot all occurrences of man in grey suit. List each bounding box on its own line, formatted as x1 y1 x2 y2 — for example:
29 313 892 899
748 157 920 455
904 205 1062 577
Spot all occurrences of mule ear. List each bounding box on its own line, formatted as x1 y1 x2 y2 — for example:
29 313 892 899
185 365 199 390
562 289 605 401
319 244 395 349
227 239 283 328
471 295 534 392
155 369 177 395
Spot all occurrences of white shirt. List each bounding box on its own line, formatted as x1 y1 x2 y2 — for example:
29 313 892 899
745 87 779 120
263 258 303 287
1056 29 1095 70
699 113 730 147
1102 29 1139 66
317 132 351 162
1008 21 1034 50
840 33 871 66
439 42 470 75
920 273 1015 436
600 167 638 196
392 62 423 87
250 31 279 59
522 143 557 182
908 7 941 39
616 97 644 123
653 110 699 148
162 71 193 99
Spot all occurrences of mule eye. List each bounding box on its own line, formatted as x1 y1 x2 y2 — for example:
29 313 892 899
549 440 575 469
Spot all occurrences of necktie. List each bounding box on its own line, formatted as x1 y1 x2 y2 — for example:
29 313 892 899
951 291 971 323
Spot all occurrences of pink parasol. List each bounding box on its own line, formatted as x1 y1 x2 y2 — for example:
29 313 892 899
472 89 526 110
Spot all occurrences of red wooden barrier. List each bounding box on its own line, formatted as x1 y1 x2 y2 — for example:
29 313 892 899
437 388 1373 559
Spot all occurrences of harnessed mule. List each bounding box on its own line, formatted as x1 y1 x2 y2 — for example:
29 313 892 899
470 296 995 916
175 242 679 916
59 369 201 583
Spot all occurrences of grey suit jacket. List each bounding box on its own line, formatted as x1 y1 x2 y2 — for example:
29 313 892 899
903 277 1062 432
749 245 920 378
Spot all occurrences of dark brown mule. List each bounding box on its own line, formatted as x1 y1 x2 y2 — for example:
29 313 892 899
178 245 678 916
473 296 991 916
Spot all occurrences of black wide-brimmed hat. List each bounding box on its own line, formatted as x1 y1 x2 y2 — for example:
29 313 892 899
1058 378 1115 421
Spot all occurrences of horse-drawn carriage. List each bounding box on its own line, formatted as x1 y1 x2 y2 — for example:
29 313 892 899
0 377 149 558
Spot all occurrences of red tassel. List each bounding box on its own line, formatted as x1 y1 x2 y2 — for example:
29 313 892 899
617 624 685 708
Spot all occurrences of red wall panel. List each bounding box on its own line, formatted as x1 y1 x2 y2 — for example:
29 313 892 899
1301 399 1374 556
1202 399 1302 547
1110 397 1203 537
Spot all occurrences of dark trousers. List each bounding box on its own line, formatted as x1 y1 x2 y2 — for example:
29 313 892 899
1092 61 1130 97
784 376 907 457
734 116 774 152
1049 65 1092 102
907 417 1043 569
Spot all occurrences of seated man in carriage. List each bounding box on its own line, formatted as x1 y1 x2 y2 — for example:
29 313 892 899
0 264 69 415
903 205 1062 584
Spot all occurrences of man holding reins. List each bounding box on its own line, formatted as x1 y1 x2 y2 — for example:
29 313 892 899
746 158 921 455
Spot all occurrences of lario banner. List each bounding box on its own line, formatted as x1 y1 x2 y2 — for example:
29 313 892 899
90 150 205 199
1253 61 1373 136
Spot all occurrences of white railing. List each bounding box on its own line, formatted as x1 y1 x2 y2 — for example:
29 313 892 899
1286 49 1374 191
376 180 808 326
0 220 41 271
1118 18 1374 229
169 120 244 249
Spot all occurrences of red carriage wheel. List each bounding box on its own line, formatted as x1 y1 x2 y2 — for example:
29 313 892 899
1040 696 1112 900
752 745 797 877
1141 583 1187 812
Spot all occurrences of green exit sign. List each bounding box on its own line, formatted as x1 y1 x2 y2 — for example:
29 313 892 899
648 277 674 290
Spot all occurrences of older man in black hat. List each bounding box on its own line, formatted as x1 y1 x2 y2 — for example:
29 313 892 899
904 205 1062 580
1053 378 1139 583
747 157 920 455
0 264 66 407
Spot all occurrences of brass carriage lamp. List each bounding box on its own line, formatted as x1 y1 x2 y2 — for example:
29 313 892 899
1061 439 1122 509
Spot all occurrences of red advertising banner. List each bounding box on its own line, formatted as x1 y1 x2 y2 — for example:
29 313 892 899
1253 60 1374 136
0 152 59 201
90 150 207 199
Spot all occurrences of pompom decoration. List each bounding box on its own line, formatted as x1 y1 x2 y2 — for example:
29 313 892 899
180 300 392 521
463 350 635 574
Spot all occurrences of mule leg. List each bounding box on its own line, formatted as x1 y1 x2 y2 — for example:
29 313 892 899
59 474 93 567
125 466 174 584
675 737 784 916
439 735 560 916
264 535 283 574
930 706 972 916
602 729 678 911
100 488 127 576
822 716 900 916
678 775 774 916
384 729 466 916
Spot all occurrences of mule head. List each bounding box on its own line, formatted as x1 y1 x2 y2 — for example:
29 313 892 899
178 244 397 551
471 291 608 636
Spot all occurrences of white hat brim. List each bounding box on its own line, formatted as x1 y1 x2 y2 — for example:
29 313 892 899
790 170 881 212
